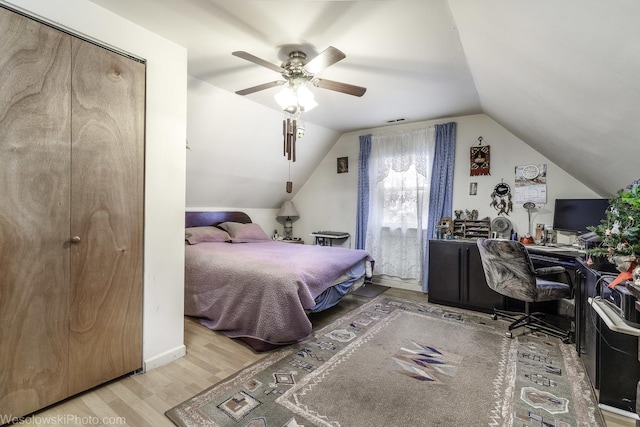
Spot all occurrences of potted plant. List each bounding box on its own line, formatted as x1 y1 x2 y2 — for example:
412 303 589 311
586 179 640 288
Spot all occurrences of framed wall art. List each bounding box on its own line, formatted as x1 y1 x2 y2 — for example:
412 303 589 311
469 182 478 195
470 136 490 176
337 157 349 173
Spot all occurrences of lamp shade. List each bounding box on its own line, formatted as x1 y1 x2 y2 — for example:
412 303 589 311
277 200 299 219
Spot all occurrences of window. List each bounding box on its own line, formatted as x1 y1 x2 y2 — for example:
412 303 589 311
365 128 435 281
380 165 427 228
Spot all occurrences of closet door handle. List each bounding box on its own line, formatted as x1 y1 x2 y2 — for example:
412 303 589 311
70 236 81 243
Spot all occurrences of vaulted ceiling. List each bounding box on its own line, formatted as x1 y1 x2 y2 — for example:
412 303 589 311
88 0 640 197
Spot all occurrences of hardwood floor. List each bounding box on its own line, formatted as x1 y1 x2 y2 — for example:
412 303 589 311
19 287 634 427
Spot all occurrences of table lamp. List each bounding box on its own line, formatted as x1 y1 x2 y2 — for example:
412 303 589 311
277 200 299 240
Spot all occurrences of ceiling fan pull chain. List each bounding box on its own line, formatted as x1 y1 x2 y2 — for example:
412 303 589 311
286 157 293 193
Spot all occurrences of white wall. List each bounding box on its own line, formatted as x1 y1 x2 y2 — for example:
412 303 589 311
4 0 188 370
451 114 599 243
293 114 599 286
186 76 341 209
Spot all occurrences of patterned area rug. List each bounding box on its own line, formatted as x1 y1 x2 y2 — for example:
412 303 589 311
166 296 605 427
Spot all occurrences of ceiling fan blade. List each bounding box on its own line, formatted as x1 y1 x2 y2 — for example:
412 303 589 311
304 46 346 75
232 51 284 73
314 78 367 97
235 81 284 96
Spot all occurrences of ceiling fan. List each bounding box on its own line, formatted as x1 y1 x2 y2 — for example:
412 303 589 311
232 46 367 102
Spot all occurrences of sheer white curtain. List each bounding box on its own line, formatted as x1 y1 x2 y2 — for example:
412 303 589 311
365 128 435 280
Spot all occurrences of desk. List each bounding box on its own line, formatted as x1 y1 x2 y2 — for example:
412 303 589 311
527 245 583 265
588 296 640 418
525 245 582 323
427 240 506 313
310 232 350 246
429 240 639 417
580 264 640 418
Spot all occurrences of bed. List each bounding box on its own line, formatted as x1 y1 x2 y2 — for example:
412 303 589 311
184 211 374 351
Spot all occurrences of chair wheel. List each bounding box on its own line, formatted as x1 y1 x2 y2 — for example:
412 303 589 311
505 331 513 339
492 314 498 320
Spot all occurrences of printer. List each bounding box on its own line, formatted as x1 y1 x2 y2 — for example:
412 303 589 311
600 277 640 327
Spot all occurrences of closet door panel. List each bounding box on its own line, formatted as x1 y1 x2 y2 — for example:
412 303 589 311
68 38 145 395
0 8 71 418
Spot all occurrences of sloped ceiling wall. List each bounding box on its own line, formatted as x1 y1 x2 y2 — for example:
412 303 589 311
84 0 640 202
449 0 640 196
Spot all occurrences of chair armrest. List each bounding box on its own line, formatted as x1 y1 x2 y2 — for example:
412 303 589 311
535 266 574 298
534 266 566 276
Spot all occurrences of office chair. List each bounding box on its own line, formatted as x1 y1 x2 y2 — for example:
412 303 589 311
476 238 573 342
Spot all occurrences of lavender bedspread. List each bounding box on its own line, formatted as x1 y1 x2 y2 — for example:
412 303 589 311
184 240 373 350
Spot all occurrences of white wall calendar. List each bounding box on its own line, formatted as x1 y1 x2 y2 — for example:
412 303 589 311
514 164 547 206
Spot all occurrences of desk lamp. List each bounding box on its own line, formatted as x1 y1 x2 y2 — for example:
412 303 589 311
277 200 299 240
521 202 535 244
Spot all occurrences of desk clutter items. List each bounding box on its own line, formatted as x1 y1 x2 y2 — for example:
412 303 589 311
437 216 453 239
445 210 491 239
454 209 479 220
533 223 555 245
453 218 491 239
490 216 512 239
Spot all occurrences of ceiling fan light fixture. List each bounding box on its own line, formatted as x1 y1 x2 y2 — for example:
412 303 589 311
296 85 317 111
275 86 297 110
274 83 317 113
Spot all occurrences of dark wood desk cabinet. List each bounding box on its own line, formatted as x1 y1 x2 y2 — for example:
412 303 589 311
430 240 640 414
428 240 504 313
428 242 577 315
575 258 604 388
576 259 640 414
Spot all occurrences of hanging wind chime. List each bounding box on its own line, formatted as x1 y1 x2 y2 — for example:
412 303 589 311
283 116 296 193
282 113 305 193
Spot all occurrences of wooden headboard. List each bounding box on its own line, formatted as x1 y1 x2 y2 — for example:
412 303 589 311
185 211 252 228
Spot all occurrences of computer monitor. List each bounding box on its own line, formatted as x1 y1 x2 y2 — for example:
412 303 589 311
552 198 610 234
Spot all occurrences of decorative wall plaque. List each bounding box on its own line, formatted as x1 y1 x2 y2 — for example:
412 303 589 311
470 137 490 176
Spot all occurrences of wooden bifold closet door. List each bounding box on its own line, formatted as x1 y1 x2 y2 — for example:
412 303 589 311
0 6 144 419
68 34 145 398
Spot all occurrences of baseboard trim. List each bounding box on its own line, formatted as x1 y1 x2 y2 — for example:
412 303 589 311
371 275 422 292
144 345 186 372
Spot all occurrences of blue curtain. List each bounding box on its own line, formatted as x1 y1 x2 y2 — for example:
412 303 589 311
355 134 372 249
422 122 456 292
